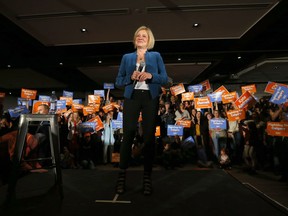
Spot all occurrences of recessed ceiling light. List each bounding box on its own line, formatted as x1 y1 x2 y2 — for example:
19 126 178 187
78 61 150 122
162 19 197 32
98 60 102 64
7 64 11 68
178 58 181 61
237 56 242 60
81 28 87 33
192 23 199 27
59 62 63 66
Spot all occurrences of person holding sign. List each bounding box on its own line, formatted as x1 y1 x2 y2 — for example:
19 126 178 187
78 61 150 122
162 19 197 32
209 110 228 159
115 26 168 195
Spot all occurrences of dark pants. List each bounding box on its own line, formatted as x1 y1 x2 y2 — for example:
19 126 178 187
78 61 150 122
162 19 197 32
120 90 159 172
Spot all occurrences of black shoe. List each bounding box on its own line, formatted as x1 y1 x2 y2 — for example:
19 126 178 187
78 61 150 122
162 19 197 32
115 170 126 194
143 172 153 196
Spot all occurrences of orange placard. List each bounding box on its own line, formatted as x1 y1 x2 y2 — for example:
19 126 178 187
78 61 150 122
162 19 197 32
226 109 246 121
213 85 229 95
21 88 37 100
200 79 211 91
60 96 73 106
194 97 212 109
181 92 194 101
234 91 256 109
170 83 186 96
155 126 161 137
176 120 191 128
222 91 238 104
88 115 104 131
83 106 97 116
266 122 288 137
0 92 5 98
241 84 257 94
88 95 101 104
264 82 288 94
102 103 114 113
32 101 50 114
72 104 84 112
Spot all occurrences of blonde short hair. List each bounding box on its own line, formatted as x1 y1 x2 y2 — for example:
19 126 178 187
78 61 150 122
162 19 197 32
133 26 155 50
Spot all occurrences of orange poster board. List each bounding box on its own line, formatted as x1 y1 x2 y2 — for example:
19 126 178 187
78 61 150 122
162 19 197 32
88 115 104 131
200 79 211 91
155 126 161 137
0 92 5 98
194 97 212 109
60 96 73 106
222 91 238 104
83 106 97 116
32 101 50 114
21 88 37 100
241 84 257 94
181 92 194 101
102 103 115 113
72 104 84 112
88 95 101 104
266 122 288 137
234 91 256 109
170 83 186 96
213 85 229 95
226 109 246 121
176 120 191 128
264 82 288 94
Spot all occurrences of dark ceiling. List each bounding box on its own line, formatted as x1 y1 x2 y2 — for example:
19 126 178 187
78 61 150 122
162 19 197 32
0 0 288 98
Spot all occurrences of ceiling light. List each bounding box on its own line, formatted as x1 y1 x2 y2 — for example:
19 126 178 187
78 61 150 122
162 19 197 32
237 56 242 60
98 60 102 64
59 62 63 66
192 23 199 27
7 64 11 68
81 28 87 33
177 58 181 61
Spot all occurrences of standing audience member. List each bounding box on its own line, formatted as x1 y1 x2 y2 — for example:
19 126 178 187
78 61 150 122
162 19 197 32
101 111 115 164
67 111 82 167
209 110 228 160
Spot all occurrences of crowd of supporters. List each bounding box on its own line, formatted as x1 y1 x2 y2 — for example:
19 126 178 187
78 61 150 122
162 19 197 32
0 90 288 186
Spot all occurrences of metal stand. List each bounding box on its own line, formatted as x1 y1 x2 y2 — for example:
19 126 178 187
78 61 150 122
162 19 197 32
6 114 63 203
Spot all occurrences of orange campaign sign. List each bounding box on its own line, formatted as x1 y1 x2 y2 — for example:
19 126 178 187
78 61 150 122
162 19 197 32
264 81 288 94
176 120 191 128
63 109 73 120
102 103 115 113
241 84 257 94
226 109 246 121
72 104 84 112
155 126 161 137
88 115 104 131
181 92 194 101
234 91 256 109
0 92 5 98
88 95 101 104
222 91 238 104
200 79 211 91
213 85 229 95
170 83 186 96
21 88 37 100
194 97 212 109
60 96 73 106
32 101 50 114
266 122 288 137
83 106 97 116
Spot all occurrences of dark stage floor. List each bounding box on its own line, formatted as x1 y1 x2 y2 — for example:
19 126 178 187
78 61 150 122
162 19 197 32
0 167 287 216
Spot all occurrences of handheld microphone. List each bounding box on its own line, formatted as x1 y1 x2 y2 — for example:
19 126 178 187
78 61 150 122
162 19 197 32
133 61 145 86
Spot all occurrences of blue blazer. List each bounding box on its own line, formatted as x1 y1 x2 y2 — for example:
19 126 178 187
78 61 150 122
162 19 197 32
115 51 168 99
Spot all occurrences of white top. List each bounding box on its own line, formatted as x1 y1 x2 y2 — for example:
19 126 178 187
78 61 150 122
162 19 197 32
134 62 149 90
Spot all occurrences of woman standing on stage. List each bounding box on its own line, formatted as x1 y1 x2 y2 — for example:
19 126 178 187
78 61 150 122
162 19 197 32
115 26 168 195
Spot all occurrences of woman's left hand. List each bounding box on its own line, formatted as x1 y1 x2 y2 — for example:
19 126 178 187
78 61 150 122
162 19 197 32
137 72 152 82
